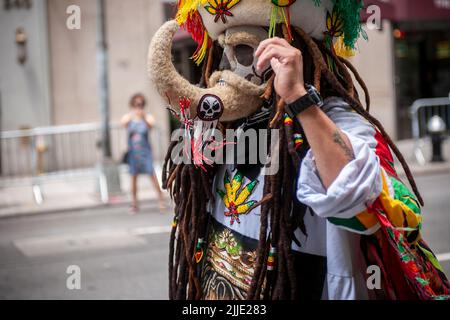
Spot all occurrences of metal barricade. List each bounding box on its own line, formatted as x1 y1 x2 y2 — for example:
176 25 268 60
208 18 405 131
0 122 164 204
410 96 450 165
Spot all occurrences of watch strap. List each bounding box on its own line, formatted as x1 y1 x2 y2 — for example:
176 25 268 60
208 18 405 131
285 85 322 118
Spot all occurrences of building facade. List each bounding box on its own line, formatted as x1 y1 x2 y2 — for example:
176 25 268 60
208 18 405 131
1 0 175 171
360 0 450 139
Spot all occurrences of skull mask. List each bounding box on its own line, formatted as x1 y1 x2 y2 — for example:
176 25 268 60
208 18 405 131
218 26 273 86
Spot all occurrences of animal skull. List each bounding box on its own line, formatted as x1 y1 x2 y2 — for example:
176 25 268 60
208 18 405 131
218 26 272 86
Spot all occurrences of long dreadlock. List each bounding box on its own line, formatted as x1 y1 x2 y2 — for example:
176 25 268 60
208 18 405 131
163 24 423 301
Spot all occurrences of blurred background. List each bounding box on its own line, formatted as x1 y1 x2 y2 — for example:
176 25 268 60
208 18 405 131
0 0 449 300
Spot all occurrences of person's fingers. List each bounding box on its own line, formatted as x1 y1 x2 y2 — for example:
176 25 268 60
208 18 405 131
256 45 283 72
270 57 282 74
256 44 290 72
255 37 290 57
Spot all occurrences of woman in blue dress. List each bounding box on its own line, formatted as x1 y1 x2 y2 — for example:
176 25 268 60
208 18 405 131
121 93 165 213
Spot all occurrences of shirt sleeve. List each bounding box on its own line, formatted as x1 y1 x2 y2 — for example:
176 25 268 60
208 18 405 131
296 98 383 234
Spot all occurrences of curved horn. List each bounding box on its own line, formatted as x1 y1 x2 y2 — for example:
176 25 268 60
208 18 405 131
148 20 265 122
148 20 201 112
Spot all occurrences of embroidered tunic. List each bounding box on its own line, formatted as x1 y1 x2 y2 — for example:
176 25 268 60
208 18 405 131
200 97 442 300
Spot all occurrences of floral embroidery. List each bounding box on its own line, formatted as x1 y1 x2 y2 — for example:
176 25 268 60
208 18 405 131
204 0 241 24
201 224 261 299
326 8 344 38
217 170 258 225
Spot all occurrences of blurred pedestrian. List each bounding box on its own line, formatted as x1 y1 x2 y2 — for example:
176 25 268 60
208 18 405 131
121 93 165 214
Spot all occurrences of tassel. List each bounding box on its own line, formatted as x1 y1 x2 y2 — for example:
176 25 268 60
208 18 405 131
284 115 294 126
280 5 293 41
192 31 211 65
195 238 204 263
330 0 366 49
269 5 278 38
324 35 336 71
267 246 277 271
334 36 356 58
294 133 304 150
269 1 295 40
176 0 208 25
177 2 211 65
171 218 178 229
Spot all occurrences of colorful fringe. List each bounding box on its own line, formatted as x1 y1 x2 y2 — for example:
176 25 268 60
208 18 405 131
334 36 356 58
269 0 295 40
176 0 211 65
314 0 367 50
368 199 450 300
175 0 208 25
369 145 449 300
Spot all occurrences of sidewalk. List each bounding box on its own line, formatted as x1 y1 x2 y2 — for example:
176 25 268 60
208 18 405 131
0 165 164 219
394 138 450 176
1 138 449 219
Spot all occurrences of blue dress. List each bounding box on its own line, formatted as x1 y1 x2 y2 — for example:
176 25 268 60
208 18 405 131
127 119 154 175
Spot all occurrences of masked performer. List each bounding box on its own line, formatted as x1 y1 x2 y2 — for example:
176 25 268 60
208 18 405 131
148 0 449 300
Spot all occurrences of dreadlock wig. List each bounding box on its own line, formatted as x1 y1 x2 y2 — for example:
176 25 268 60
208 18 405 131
148 0 450 300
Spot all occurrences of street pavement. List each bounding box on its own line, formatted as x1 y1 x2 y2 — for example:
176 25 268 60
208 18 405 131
0 201 173 300
0 173 449 300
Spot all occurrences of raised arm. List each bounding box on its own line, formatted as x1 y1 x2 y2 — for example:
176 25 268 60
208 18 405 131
256 37 354 189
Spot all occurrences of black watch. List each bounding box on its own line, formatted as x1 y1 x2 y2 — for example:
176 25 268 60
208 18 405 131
285 84 323 119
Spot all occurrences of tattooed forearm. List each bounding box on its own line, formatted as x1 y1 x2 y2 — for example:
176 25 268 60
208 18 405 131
332 131 355 161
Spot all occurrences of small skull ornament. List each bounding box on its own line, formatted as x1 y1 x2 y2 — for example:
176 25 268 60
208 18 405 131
197 94 224 121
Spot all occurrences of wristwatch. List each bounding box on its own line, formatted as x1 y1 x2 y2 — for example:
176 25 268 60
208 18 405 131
284 84 323 119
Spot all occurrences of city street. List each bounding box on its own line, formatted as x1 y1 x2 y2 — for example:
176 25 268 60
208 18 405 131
0 173 449 300
0 201 173 300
